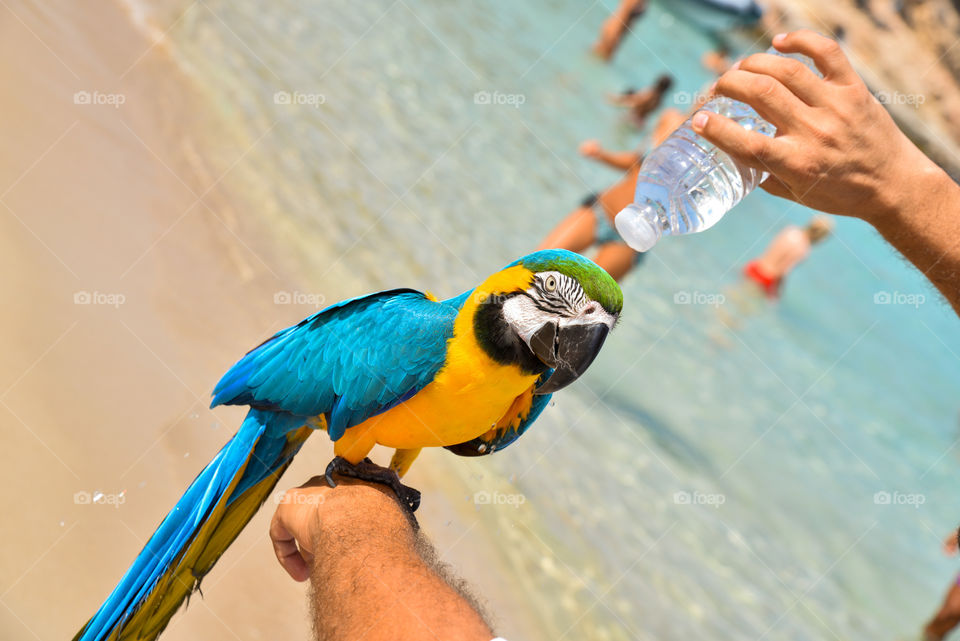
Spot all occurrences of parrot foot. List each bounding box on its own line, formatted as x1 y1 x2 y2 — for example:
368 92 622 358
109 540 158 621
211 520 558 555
324 456 422 512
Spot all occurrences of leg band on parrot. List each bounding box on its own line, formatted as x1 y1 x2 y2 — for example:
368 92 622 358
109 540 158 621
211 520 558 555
324 456 422 512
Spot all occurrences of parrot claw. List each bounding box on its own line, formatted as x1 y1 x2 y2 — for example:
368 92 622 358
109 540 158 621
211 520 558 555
324 456 422 512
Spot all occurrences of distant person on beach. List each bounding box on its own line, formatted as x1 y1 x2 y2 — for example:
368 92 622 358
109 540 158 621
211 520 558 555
714 217 832 333
536 109 686 282
592 0 647 61
271 476 496 641
923 529 960 641
702 45 733 75
855 0 890 28
608 74 674 128
537 139 644 282
534 102 699 282
742 217 832 299
691 30 960 314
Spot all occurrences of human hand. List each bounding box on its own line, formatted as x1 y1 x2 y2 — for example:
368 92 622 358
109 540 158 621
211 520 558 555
691 30 944 225
272 478 492 641
579 139 602 158
269 475 410 581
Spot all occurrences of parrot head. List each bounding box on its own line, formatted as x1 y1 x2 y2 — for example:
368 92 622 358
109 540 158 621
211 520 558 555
472 249 622 395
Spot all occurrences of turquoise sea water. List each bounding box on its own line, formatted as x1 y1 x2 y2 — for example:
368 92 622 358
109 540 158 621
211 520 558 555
157 1 960 638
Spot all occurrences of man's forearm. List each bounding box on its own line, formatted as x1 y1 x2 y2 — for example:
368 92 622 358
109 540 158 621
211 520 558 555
309 496 492 641
869 163 960 313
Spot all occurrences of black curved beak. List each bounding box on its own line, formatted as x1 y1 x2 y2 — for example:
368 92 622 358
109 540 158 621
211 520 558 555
531 322 610 395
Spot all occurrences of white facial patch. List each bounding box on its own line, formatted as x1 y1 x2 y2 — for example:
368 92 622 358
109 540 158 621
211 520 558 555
531 271 618 329
501 276 618 346
501 294 547 345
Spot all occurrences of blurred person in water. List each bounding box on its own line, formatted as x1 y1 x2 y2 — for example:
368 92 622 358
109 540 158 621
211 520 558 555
591 0 647 61
923 529 960 641
742 216 833 300
537 109 687 282
607 74 674 128
702 44 733 75
714 217 832 336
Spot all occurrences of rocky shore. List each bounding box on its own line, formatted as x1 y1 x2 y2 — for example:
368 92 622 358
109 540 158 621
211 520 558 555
754 0 960 178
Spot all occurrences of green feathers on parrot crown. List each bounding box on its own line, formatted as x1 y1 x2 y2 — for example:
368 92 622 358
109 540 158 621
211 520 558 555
509 249 623 315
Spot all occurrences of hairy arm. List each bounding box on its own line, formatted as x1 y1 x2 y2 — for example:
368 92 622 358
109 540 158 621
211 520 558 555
868 170 960 311
270 477 493 641
691 30 960 313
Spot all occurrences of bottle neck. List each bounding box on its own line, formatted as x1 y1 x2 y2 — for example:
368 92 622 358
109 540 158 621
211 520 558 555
614 203 662 252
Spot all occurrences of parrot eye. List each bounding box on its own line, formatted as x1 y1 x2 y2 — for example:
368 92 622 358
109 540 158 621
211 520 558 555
543 275 557 292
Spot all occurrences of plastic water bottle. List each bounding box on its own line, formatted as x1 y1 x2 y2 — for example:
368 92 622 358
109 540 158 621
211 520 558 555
615 50 819 252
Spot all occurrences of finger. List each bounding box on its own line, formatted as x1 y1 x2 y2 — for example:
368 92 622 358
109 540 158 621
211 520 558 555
714 69 808 132
737 52 827 107
691 110 786 175
771 30 856 83
269 510 311 582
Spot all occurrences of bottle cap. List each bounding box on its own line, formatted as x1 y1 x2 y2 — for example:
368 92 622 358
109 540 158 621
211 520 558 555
615 203 662 252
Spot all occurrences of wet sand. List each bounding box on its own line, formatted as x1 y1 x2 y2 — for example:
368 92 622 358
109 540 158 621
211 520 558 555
0 2 541 640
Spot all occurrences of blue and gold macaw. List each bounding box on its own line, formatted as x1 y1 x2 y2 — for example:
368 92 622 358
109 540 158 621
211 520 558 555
74 249 622 641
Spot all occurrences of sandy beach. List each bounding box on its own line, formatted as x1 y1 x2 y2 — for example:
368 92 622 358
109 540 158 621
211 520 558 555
0 1 312 638
0 2 542 639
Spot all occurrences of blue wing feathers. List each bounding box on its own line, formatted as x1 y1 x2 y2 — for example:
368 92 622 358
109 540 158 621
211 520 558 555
211 288 459 440
81 288 473 640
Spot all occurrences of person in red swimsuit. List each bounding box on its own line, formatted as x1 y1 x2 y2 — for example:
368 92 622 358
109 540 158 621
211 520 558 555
743 217 832 299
